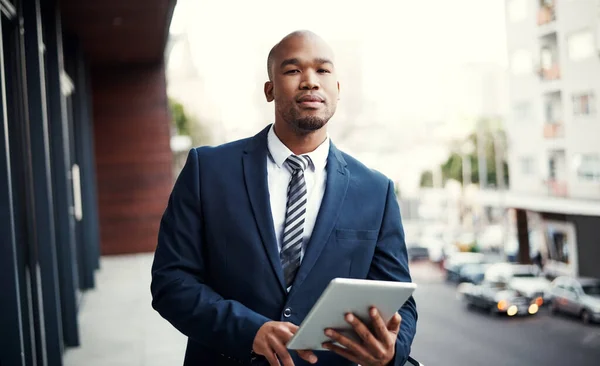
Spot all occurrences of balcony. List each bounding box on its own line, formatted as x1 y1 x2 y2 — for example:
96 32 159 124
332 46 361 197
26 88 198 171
537 3 556 26
546 179 568 197
538 63 560 81
543 122 564 138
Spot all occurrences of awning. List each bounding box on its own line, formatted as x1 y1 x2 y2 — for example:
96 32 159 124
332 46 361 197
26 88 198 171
475 189 600 217
59 0 177 65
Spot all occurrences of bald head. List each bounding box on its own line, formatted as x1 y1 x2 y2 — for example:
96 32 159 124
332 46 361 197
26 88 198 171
267 30 334 81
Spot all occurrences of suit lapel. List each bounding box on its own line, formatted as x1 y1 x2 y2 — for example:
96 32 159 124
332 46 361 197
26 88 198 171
242 126 286 293
290 143 349 291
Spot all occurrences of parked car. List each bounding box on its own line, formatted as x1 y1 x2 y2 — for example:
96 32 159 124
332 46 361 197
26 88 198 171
406 242 430 262
457 263 493 285
418 234 446 263
458 280 541 316
547 276 600 324
483 263 551 304
444 252 485 283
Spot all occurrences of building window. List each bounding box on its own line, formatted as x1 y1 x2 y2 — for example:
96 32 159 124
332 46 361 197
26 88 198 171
572 92 596 116
567 30 594 61
520 157 536 175
511 49 533 75
544 93 562 123
574 154 600 182
508 0 527 22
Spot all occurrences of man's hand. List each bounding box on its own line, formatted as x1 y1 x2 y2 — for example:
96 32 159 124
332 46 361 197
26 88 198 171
253 321 318 365
322 307 401 366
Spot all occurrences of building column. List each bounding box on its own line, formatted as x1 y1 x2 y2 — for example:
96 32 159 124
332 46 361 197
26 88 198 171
516 208 531 264
92 64 173 255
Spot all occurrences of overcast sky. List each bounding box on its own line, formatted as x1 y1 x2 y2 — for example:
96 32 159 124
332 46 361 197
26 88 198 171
168 0 509 194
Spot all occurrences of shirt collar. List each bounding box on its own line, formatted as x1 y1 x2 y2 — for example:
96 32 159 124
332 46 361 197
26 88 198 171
267 124 330 171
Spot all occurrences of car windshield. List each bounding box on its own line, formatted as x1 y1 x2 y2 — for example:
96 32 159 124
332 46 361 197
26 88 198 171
513 273 536 278
582 284 600 296
485 281 506 290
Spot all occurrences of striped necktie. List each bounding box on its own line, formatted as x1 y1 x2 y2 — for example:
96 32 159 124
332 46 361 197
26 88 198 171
281 154 311 288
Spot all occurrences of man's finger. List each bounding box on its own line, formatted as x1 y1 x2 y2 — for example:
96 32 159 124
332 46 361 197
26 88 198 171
345 313 386 359
386 312 402 334
263 349 281 366
322 342 362 365
271 338 295 366
273 326 295 342
370 307 390 343
285 322 300 333
324 327 370 359
297 350 318 364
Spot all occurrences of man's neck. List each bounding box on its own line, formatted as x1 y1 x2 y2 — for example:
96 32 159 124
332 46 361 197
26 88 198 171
273 122 327 155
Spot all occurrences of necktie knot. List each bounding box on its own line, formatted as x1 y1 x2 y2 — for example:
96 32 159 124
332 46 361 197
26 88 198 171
285 155 311 173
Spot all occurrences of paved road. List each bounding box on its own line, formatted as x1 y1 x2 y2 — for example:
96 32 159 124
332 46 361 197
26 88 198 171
408 262 600 366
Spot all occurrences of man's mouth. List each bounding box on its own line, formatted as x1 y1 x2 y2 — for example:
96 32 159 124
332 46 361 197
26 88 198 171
297 95 325 108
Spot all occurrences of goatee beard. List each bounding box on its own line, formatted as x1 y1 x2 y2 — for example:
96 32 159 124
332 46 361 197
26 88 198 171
292 117 327 134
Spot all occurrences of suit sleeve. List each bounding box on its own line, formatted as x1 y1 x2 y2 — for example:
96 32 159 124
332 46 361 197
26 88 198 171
150 148 270 362
367 180 418 366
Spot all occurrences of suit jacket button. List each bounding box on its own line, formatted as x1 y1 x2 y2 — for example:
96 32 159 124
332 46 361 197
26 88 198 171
283 307 292 318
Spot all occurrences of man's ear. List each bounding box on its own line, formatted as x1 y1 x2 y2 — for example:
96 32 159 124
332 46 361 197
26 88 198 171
264 81 274 102
337 81 341 100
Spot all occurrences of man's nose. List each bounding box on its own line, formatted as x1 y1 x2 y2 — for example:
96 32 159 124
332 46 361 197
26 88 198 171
299 70 319 90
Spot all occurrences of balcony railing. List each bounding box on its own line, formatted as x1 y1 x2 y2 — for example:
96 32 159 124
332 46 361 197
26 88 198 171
538 64 560 81
545 179 568 197
543 122 564 138
537 4 556 26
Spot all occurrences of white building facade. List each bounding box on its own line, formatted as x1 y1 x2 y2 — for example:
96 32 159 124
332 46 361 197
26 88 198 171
501 0 600 278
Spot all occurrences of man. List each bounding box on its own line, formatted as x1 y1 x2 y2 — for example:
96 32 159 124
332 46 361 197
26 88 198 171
151 30 417 366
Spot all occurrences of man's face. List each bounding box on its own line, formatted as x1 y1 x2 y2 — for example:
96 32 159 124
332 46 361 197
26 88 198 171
265 35 340 133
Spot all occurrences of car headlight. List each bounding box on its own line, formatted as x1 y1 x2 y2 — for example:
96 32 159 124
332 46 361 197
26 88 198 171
528 304 539 314
497 300 508 311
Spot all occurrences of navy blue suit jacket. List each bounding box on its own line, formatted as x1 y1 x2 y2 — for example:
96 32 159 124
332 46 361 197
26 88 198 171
151 125 417 365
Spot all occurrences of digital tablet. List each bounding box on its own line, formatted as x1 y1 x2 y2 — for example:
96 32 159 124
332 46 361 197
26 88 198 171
286 278 417 350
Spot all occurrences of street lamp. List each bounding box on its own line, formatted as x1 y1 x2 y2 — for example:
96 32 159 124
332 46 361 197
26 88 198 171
460 140 476 230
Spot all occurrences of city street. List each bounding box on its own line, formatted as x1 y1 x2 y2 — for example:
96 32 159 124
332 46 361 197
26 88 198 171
409 262 600 366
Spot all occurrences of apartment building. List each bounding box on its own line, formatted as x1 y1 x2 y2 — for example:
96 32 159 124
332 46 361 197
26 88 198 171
501 0 600 278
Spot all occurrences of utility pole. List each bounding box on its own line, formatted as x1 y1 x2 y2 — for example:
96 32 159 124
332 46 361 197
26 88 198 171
494 130 506 190
477 119 488 189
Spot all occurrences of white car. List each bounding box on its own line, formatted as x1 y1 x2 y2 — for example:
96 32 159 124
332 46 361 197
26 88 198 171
548 276 600 324
484 263 551 303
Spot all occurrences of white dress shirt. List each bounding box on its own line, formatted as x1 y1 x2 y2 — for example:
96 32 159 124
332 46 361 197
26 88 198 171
266 125 329 264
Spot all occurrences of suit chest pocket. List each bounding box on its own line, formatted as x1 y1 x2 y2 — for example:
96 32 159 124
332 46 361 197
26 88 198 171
335 228 379 242
334 229 379 254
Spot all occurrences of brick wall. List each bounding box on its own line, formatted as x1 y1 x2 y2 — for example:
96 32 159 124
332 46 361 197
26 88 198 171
92 63 173 254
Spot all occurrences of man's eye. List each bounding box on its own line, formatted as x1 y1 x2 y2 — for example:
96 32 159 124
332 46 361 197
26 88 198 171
318 69 331 74
285 70 300 74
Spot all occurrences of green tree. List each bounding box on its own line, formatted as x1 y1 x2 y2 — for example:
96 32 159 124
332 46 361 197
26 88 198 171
169 98 191 136
168 97 212 146
419 118 509 188
420 170 434 188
